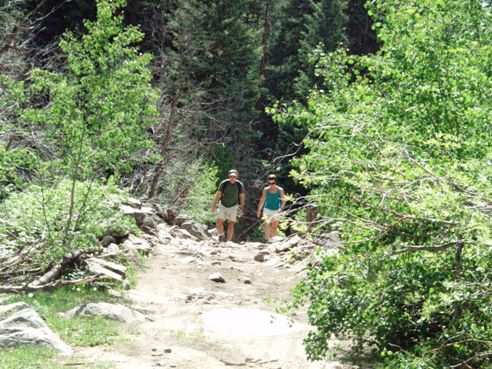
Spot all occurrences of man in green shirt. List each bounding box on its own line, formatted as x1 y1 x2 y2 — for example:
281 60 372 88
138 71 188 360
211 169 245 242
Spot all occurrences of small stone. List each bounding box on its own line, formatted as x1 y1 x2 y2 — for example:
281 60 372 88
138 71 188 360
254 251 268 263
208 272 226 283
243 278 252 284
164 348 172 353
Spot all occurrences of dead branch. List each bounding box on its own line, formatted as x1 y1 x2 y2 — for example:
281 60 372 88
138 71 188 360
390 240 466 256
28 249 85 287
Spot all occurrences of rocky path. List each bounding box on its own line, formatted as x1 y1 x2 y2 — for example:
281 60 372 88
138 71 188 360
77 222 348 369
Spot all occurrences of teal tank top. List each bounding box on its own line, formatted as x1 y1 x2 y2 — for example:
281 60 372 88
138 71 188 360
264 187 282 210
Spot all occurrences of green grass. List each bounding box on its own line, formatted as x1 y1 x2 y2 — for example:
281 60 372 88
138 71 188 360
0 347 111 369
1 285 129 368
5 285 124 346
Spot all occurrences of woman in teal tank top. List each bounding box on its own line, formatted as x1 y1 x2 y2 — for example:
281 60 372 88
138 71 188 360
257 174 285 241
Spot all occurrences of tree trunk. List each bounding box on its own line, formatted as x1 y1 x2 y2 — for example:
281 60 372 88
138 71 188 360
148 88 180 199
256 0 270 111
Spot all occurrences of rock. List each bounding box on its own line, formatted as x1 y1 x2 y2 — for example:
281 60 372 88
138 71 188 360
64 302 145 324
181 221 208 240
275 235 301 253
0 302 72 355
321 231 343 249
128 234 151 252
253 250 269 262
263 257 284 268
101 235 116 247
110 228 130 238
170 228 197 240
175 214 191 227
120 205 154 227
86 258 127 277
85 259 124 283
183 288 236 304
121 239 140 260
101 243 121 257
242 277 252 284
208 273 226 283
122 197 142 209
163 208 177 225
164 348 172 353
142 216 157 229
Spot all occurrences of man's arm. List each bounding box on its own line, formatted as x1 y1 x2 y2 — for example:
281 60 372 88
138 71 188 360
211 191 222 213
257 188 266 218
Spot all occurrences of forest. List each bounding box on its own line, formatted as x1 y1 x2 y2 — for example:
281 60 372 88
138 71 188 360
1 0 491 368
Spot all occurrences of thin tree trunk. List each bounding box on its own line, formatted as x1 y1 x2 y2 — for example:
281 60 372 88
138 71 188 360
256 0 270 111
148 87 181 199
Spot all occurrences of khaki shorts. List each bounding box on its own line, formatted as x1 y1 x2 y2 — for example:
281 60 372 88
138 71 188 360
263 208 281 223
217 204 238 222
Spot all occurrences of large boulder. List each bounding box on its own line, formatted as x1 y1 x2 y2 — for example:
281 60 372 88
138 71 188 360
181 221 209 240
119 204 155 227
0 302 72 355
127 234 151 252
85 258 127 279
64 302 145 324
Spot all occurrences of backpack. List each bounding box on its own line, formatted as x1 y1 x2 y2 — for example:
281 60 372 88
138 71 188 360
219 180 243 203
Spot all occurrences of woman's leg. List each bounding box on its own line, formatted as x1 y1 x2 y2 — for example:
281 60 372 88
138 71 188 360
271 220 279 238
264 220 271 241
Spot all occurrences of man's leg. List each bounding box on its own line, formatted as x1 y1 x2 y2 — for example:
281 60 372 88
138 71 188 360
227 221 235 241
216 218 224 237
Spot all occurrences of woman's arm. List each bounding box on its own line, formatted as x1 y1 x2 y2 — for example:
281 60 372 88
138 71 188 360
280 188 286 211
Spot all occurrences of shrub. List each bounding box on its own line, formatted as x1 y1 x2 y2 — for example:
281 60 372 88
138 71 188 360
0 179 136 268
277 0 492 367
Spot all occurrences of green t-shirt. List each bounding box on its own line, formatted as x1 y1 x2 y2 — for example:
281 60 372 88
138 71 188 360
218 179 244 208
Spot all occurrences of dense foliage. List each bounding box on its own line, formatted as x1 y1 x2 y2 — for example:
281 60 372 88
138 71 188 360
278 0 492 367
0 179 135 267
2 0 490 366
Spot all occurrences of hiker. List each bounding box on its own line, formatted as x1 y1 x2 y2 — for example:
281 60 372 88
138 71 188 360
211 169 245 242
256 174 285 241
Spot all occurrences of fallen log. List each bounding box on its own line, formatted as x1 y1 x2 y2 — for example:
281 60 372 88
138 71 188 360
29 250 85 287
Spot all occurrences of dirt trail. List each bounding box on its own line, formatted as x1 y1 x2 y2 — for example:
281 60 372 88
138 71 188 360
78 223 349 369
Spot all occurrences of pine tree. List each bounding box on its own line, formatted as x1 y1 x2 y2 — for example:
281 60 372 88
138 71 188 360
267 0 348 102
